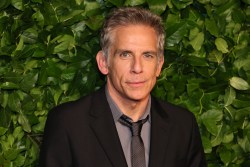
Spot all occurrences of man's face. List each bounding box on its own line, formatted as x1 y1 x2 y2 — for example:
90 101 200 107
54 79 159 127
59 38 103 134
99 25 164 102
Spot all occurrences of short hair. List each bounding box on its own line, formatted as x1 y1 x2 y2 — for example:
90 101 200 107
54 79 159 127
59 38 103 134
100 7 165 59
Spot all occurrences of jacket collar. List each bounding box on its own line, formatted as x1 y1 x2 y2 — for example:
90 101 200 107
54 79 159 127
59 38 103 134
148 97 171 167
89 87 128 167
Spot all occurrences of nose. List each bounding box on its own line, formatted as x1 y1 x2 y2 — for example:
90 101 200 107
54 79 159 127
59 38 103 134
131 56 143 74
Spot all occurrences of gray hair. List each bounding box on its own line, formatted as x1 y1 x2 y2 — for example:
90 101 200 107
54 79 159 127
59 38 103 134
100 7 165 60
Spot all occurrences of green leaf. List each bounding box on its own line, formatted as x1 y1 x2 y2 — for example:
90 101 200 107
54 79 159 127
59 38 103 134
202 136 212 153
242 0 250 4
32 116 46 133
211 124 223 147
7 134 15 147
205 18 219 37
222 132 234 143
4 149 19 161
232 8 246 24
32 9 44 27
166 21 188 47
84 1 101 17
0 16 8 34
15 36 24 52
32 47 46 58
229 77 250 90
0 82 19 90
14 155 25 167
61 67 77 81
52 35 75 53
0 127 8 136
59 10 84 22
147 0 167 15
53 89 63 105
21 28 38 44
187 83 200 96
235 107 250 121
18 113 31 133
11 0 23 11
124 0 145 6
85 15 104 31
107 0 124 6
41 2 59 25
211 0 228 6
0 108 11 127
197 0 211 4
3 72 22 84
186 56 208 67
189 27 199 40
24 60 39 72
219 147 232 165
0 0 10 10
37 65 48 85
171 0 193 9
215 38 229 53
224 87 236 106
201 109 223 135
20 72 38 92
207 50 223 63
190 32 204 51
214 0 239 16
234 57 250 71
13 126 24 141
75 0 84 5
7 92 21 112
238 136 250 152
232 99 250 108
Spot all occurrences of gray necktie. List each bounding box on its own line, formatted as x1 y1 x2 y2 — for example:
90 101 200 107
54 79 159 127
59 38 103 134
119 115 148 167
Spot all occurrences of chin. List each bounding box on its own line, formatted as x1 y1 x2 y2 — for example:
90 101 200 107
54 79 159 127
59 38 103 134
128 94 149 101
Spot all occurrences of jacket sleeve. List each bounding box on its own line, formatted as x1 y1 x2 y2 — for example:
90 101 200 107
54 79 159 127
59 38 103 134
39 109 72 167
186 115 207 167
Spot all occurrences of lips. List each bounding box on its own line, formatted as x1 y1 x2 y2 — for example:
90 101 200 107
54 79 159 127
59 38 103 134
126 81 146 87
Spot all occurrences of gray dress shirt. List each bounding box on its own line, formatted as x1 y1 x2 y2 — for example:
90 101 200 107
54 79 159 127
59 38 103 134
105 87 151 167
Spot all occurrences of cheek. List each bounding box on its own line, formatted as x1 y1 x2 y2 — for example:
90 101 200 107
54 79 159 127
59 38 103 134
108 66 124 83
148 65 160 77
111 62 129 76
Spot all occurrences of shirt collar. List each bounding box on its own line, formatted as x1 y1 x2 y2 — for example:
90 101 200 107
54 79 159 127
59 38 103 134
105 85 151 123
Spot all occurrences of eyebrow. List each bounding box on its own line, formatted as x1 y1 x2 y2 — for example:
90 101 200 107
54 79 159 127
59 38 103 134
114 49 157 56
114 49 132 55
143 51 157 56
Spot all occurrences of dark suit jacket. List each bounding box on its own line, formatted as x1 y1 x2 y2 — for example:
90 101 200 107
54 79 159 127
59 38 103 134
39 87 207 167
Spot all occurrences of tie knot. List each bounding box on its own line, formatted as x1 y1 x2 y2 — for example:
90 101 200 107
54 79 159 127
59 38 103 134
119 115 148 136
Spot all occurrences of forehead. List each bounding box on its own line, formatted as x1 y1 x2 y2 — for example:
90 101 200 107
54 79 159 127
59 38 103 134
110 24 158 46
112 24 156 35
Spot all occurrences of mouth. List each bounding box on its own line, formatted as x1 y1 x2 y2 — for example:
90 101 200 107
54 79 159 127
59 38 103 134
126 81 146 88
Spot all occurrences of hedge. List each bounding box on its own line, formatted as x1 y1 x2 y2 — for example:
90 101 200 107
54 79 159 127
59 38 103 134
0 0 250 166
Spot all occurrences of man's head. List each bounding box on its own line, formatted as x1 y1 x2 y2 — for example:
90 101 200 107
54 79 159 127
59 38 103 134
96 7 165 105
100 7 165 60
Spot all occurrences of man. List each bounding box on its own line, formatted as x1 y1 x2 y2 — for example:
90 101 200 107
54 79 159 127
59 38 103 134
39 7 207 167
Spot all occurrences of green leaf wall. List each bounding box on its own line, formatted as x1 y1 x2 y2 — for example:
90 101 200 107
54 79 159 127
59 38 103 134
0 0 250 166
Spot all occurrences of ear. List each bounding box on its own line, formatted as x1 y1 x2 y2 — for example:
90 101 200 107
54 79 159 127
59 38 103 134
156 56 164 77
96 51 109 75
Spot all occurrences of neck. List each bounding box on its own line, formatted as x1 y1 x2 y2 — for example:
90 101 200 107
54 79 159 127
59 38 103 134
121 98 149 122
107 86 149 122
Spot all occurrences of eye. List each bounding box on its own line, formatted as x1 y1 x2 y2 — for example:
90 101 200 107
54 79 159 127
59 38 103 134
120 51 131 59
144 53 156 59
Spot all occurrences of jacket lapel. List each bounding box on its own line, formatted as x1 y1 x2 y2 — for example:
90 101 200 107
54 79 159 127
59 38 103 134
89 88 128 167
148 98 172 167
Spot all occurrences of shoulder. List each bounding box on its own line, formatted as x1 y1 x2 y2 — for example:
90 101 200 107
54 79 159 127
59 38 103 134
152 97 196 122
47 88 106 121
151 97 201 140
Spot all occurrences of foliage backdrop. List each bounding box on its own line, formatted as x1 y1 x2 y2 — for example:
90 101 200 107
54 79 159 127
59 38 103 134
0 0 250 166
